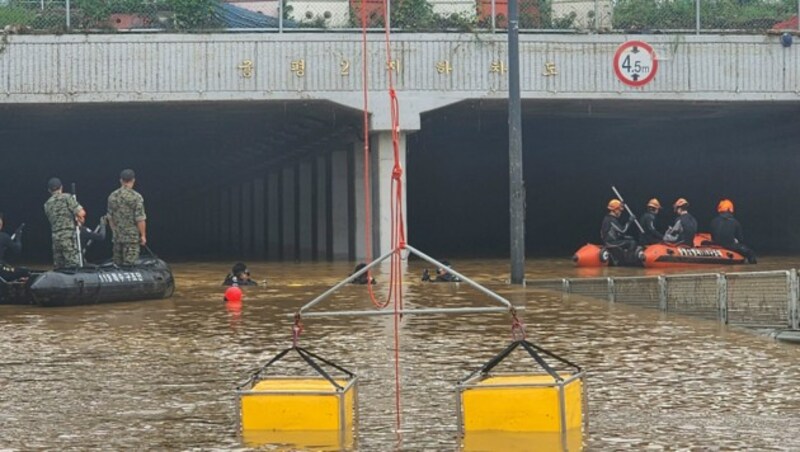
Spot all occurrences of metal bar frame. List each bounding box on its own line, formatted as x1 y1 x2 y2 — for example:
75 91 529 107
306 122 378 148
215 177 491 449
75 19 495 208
295 243 521 317
298 248 395 315
607 277 615 304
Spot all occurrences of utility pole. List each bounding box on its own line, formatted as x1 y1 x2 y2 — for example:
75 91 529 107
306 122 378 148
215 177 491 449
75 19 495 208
508 0 525 284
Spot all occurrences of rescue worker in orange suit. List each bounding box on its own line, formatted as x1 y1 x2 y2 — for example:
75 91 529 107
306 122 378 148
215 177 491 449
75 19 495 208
710 199 757 264
600 199 638 264
663 198 697 247
638 198 663 245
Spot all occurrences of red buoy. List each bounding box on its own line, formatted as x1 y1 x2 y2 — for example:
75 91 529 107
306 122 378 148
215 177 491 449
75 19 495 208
224 286 243 302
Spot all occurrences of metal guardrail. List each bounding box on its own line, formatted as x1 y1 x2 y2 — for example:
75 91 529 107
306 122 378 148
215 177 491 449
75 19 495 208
0 0 798 33
528 270 800 331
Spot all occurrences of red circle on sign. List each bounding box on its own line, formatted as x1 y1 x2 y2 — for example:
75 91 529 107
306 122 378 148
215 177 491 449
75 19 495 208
613 40 659 87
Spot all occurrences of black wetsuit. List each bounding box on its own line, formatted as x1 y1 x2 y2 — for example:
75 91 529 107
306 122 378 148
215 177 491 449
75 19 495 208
638 211 663 245
0 231 29 282
223 275 258 286
710 213 757 263
422 269 462 282
600 214 638 264
664 212 698 247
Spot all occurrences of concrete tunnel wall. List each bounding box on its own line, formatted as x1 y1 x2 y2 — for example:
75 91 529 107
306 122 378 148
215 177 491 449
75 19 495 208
1 99 799 264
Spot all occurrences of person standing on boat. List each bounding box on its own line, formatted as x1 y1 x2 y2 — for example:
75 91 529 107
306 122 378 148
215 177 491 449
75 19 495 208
43 177 86 269
0 213 29 281
638 198 664 245
663 198 697 247
107 169 147 267
710 199 757 264
600 199 638 263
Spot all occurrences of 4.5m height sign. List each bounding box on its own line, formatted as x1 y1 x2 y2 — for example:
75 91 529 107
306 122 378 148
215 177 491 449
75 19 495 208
613 40 659 87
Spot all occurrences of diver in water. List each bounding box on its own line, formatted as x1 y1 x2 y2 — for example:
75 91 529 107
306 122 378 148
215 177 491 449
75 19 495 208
78 214 107 247
422 260 462 283
0 212 30 282
350 263 376 285
223 262 258 286
710 199 757 264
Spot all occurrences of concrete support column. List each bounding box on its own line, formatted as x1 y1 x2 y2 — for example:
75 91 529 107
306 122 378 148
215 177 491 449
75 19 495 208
352 140 367 262
316 154 330 261
371 131 408 256
282 166 297 261
298 162 313 261
267 171 280 261
242 181 253 258
331 149 350 260
253 178 265 259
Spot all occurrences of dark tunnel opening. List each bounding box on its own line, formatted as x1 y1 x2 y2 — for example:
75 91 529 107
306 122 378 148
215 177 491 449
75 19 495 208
408 99 800 259
1 99 799 266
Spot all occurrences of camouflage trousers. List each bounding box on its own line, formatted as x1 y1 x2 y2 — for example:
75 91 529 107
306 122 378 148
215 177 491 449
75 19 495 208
52 230 80 269
113 242 140 266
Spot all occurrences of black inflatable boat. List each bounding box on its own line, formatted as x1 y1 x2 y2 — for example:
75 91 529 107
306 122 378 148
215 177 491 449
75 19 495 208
0 258 174 307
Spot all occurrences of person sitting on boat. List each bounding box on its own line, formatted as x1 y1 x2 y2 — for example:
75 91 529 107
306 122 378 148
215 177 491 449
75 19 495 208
223 262 258 286
638 198 664 245
710 199 757 264
663 198 697 247
601 199 638 263
0 212 30 282
350 263 376 285
422 260 462 282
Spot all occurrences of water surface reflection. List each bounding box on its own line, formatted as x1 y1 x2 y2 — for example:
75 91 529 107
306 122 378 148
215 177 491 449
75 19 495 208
1 258 799 450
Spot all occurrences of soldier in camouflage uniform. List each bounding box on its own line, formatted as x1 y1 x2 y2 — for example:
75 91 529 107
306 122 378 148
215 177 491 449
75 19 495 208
43 177 86 269
107 169 147 266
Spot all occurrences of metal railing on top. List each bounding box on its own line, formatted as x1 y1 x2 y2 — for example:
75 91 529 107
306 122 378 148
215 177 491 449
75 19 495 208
527 270 800 331
0 0 798 33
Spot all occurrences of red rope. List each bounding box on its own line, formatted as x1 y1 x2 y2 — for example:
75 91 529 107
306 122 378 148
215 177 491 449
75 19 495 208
358 0 405 430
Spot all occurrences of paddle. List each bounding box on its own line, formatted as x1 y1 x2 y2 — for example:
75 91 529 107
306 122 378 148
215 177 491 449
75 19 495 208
10 223 25 241
611 186 645 234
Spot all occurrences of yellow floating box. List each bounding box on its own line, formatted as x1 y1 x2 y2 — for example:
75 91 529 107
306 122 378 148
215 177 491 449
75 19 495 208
458 373 584 433
238 377 357 432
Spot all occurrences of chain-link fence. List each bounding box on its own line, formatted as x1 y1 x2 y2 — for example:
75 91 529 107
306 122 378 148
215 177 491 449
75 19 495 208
528 270 800 331
1 0 798 32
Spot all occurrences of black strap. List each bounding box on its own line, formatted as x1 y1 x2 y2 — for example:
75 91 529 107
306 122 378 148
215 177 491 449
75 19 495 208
460 340 581 385
237 346 352 391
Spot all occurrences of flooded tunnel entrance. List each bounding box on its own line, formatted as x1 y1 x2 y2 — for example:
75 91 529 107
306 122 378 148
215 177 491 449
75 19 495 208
2 99 799 264
408 99 800 259
0 101 363 263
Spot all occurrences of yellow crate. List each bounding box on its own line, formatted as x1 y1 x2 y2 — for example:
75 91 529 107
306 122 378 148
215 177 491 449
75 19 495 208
239 377 357 432
458 373 584 433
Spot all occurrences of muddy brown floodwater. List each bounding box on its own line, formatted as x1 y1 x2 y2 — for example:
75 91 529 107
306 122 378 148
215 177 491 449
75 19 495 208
1 258 799 450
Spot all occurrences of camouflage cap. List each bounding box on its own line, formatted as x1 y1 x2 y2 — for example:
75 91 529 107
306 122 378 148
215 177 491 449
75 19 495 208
47 177 62 192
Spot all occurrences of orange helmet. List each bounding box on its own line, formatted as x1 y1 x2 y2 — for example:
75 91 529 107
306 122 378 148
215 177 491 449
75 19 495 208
607 199 623 211
717 199 734 213
673 198 689 209
647 198 661 209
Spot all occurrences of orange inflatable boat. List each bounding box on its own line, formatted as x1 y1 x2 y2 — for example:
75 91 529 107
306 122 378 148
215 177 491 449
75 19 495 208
573 234 749 268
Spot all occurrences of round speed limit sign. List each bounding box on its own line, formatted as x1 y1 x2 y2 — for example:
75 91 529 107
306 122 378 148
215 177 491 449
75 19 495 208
613 40 658 87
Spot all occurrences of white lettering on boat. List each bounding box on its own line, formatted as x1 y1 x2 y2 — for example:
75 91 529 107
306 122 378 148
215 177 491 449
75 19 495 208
678 248 723 258
98 271 146 284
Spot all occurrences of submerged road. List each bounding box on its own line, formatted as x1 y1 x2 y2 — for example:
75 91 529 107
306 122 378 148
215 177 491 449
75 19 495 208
1 259 799 450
